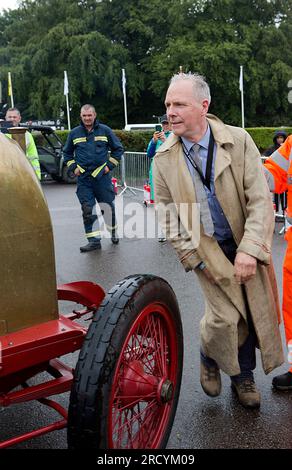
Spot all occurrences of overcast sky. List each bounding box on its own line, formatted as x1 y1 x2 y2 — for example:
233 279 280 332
0 0 18 11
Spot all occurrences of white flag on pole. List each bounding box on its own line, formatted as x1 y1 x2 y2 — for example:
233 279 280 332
239 65 245 128
64 70 69 96
239 65 243 92
64 71 71 130
121 68 128 127
122 68 126 96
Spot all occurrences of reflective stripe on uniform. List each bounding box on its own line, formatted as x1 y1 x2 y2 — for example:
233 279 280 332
91 162 107 178
94 136 108 142
30 161 39 169
23 157 40 179
73 137 87 145
109 156 119 166
25 132 40 179
25 132 30 148
66 159 76 168
105 223 118 231
270 150 290 172
86 230 101 238
263 166 275 191
28 157 41 180
77 164 86 173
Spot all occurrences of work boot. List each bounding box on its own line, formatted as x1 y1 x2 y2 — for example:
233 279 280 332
272 371 292 391
200 361 221 397
231 379 261 409
111 232 119 244
80 240 101 252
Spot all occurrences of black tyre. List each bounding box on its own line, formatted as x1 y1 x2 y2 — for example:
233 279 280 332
67 274 183 449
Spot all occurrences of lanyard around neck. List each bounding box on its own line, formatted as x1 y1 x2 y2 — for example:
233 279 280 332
181 129 215 191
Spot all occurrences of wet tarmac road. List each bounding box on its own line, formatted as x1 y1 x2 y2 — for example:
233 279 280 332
0 181 291 449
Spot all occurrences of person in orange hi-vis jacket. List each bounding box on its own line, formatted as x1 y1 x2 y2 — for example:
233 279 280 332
264 134 292 390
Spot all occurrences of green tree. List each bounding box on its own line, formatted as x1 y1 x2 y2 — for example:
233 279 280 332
0 0 292 128
147 0 292 125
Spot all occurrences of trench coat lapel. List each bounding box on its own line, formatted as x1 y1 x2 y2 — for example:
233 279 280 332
168 135 198 205
214 145 232 181
207 115 234 181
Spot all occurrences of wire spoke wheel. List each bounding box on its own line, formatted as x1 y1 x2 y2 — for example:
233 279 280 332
110 303 178 449
68 275 183 450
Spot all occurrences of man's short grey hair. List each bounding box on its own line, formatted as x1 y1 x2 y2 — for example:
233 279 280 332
6 107 21 115
169 73 211 103
81 104 96 113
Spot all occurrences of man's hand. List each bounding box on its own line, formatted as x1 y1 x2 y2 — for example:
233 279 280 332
153 131 160 143
74 167 81 176
158 131 166 142
104 165 110 174
234 252 257 284
153 131 165 143
157 131 166 142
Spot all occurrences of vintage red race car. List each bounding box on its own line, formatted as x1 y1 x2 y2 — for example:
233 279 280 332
0 129 183 449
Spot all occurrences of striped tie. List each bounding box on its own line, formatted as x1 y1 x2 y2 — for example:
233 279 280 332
192 143 203 172
190 144 214 237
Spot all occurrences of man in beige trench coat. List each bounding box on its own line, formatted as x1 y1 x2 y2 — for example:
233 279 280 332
153 73 284 409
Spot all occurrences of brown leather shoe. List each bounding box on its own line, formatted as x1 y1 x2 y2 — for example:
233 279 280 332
231 379 261 409
200 361 221 397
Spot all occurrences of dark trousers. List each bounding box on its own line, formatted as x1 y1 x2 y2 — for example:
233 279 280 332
274 192 287 213
76 173 116 241
201 238 257 382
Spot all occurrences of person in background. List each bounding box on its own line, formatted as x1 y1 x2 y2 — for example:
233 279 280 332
263 130 288 213
147 114 171 242
63 104 123 252
5 108 41 180
263 130 287 157
264 134 292 390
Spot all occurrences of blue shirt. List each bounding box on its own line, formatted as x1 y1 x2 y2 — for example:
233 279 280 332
182 125 233 242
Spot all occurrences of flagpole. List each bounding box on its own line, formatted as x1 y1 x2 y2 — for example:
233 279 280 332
64 71 71 130
122 68 128 127
66 93 71 131
8 72 14 107
239 65 245 128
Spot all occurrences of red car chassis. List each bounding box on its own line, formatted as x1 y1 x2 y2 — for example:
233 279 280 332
0 281 105 448
0 276 184 449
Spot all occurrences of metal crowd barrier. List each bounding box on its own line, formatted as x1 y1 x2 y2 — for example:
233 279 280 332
111 152 150 195
113 152 288 232
261 155 287 234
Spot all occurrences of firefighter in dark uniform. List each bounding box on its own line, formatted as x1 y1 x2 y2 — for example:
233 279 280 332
63 104 123 252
